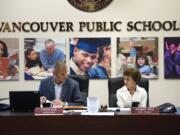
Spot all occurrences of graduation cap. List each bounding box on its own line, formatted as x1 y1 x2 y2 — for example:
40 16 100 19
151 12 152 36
76 38 111 53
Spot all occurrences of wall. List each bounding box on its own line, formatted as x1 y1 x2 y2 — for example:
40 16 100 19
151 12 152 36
0 0 179 107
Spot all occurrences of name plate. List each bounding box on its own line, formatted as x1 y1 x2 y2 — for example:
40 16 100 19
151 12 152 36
131 107 159 114
34 107 63 116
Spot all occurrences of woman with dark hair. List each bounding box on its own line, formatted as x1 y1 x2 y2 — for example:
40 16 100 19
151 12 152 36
0 40 8 57
116 68 147 108
0 40 9 79
25 48 43 70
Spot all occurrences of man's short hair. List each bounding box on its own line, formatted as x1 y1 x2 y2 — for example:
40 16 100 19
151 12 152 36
54 61 67 72
45 39 55 47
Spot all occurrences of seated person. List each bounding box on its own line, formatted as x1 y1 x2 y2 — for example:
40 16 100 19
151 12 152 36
25 48 44 71
40 39 65 73
116 68 147 108
39 61 83 106
136 54 151 75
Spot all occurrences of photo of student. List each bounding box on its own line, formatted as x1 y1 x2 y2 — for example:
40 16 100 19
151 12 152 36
116 37 158 79
25 48 43 69
175 43 180 76
24 38 66 80
88 38 111 79
128 39 137 65
164 37 180 79
0 38 19 80
136 54 151 76
25 48 45 80
0 40 8 57
40 39 65 72
69 38 111 79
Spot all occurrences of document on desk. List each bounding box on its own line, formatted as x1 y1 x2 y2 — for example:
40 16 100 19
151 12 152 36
108 107 131 112
63 110 87 113
81 112 114 116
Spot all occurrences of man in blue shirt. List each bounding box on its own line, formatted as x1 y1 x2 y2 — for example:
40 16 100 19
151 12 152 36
40 39 65 72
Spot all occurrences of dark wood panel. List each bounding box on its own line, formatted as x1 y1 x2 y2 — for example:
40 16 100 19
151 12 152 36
0 110 180 135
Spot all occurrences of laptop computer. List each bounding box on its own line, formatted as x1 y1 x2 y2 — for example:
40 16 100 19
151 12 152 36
9 91 40 112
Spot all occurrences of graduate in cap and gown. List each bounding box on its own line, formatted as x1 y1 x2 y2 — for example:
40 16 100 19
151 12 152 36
70 38 103 76
88 38 111 79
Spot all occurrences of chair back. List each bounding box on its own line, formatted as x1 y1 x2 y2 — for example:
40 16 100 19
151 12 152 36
108 77 149 107
69 75 89 105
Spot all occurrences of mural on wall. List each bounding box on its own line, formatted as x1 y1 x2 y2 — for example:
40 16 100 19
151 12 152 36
116 37 159 79
24 38 66 80
69 37 111 79
164 37 180 79
0 38 19 80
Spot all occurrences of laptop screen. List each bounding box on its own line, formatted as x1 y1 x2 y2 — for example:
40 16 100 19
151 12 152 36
9 91 40 112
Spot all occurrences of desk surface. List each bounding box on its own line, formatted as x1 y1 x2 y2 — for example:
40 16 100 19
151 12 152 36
0 108 180 135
